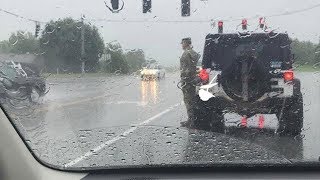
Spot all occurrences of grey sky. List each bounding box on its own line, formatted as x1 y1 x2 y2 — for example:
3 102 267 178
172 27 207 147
1 0 320 66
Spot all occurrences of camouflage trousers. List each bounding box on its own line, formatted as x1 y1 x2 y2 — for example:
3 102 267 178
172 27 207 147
182 84 198 123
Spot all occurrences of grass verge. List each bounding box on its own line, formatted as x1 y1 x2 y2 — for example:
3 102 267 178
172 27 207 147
42 72 109 78
295 65 320 72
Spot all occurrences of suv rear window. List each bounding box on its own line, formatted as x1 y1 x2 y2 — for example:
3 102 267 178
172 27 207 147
203 33 292 70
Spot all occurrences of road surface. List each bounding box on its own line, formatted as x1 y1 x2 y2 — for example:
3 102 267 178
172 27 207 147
3 72 320 169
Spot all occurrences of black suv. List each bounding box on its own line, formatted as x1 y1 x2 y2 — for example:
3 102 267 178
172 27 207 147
195 32 303 136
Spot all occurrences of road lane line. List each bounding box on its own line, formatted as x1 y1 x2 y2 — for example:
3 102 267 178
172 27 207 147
36 93 118 113
105 101 148 106
64 102 182 168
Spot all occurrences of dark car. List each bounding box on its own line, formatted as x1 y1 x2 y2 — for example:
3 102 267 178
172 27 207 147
195 32 303 136
0 61 46 104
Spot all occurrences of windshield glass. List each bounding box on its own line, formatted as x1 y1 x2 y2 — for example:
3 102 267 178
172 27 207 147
146 64 158 69
0 0 320 170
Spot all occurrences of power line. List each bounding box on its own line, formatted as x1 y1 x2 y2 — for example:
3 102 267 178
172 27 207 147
267 3 320 18
1 2 320 24
91 2 320 23
0 8 45 23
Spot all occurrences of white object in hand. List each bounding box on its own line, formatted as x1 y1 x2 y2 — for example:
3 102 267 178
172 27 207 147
199 89 214 101
198 73 218 101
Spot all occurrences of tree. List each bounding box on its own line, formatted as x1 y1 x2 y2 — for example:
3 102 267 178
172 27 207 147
0 40 11 53
40 18 104 73
125 49 146 72
102 42 129 74
0 31 39 54
291 39 317 65
315 40 320 64
143 58 157 67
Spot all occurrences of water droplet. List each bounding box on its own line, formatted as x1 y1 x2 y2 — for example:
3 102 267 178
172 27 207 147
79 135 86 139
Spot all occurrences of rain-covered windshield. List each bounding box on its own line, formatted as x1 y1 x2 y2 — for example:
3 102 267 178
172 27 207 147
0 0 320 171
145 64 160 69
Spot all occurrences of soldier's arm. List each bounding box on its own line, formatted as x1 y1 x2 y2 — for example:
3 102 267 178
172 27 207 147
195 52 201 65
181 51 192 76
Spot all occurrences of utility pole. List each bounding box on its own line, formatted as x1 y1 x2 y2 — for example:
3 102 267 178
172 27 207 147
81 14 85 74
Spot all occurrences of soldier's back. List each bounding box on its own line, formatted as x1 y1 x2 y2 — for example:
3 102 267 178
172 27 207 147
180 48 200 81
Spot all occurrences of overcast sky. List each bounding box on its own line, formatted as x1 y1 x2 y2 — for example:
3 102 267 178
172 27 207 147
1 0 320 66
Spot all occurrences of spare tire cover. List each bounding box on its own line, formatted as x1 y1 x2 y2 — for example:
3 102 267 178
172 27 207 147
221 56 270 102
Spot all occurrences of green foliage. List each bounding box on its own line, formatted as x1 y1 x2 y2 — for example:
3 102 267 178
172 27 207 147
291 39 317 65
315 42 320 64
100 42 147 74
125 49 146 72
0 31 39 54
40 18 105 73
147 58 157 64
102 42 129 74
0 40 11 53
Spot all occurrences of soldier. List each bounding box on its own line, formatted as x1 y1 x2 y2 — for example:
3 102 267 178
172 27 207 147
179 38 200 128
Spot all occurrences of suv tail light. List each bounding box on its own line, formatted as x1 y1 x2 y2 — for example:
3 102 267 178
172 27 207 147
283 70 294 81
242 19 248 30
218 21 223 33
199 69 209 84
259 17 266 29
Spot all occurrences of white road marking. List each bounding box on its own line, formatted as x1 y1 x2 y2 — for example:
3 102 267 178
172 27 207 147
105 101 148 106
36 93 117 113
64 102 182 168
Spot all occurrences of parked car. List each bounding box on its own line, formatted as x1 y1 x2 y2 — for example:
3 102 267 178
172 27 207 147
0 61 46 105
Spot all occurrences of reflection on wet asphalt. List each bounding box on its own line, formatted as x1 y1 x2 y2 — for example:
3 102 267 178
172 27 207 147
3 72 320 168
72 126 290 169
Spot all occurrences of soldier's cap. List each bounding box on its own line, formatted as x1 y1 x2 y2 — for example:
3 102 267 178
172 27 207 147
181 38 192 45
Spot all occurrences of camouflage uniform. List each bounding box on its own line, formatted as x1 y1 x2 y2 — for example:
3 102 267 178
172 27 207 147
180 45 200 126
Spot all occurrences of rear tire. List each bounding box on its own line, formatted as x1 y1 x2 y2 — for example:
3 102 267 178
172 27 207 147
278 92 304 136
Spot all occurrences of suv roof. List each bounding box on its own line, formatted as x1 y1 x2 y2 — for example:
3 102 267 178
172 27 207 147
202 32 292 70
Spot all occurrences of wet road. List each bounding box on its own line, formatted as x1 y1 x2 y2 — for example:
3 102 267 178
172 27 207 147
4 72 320 169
